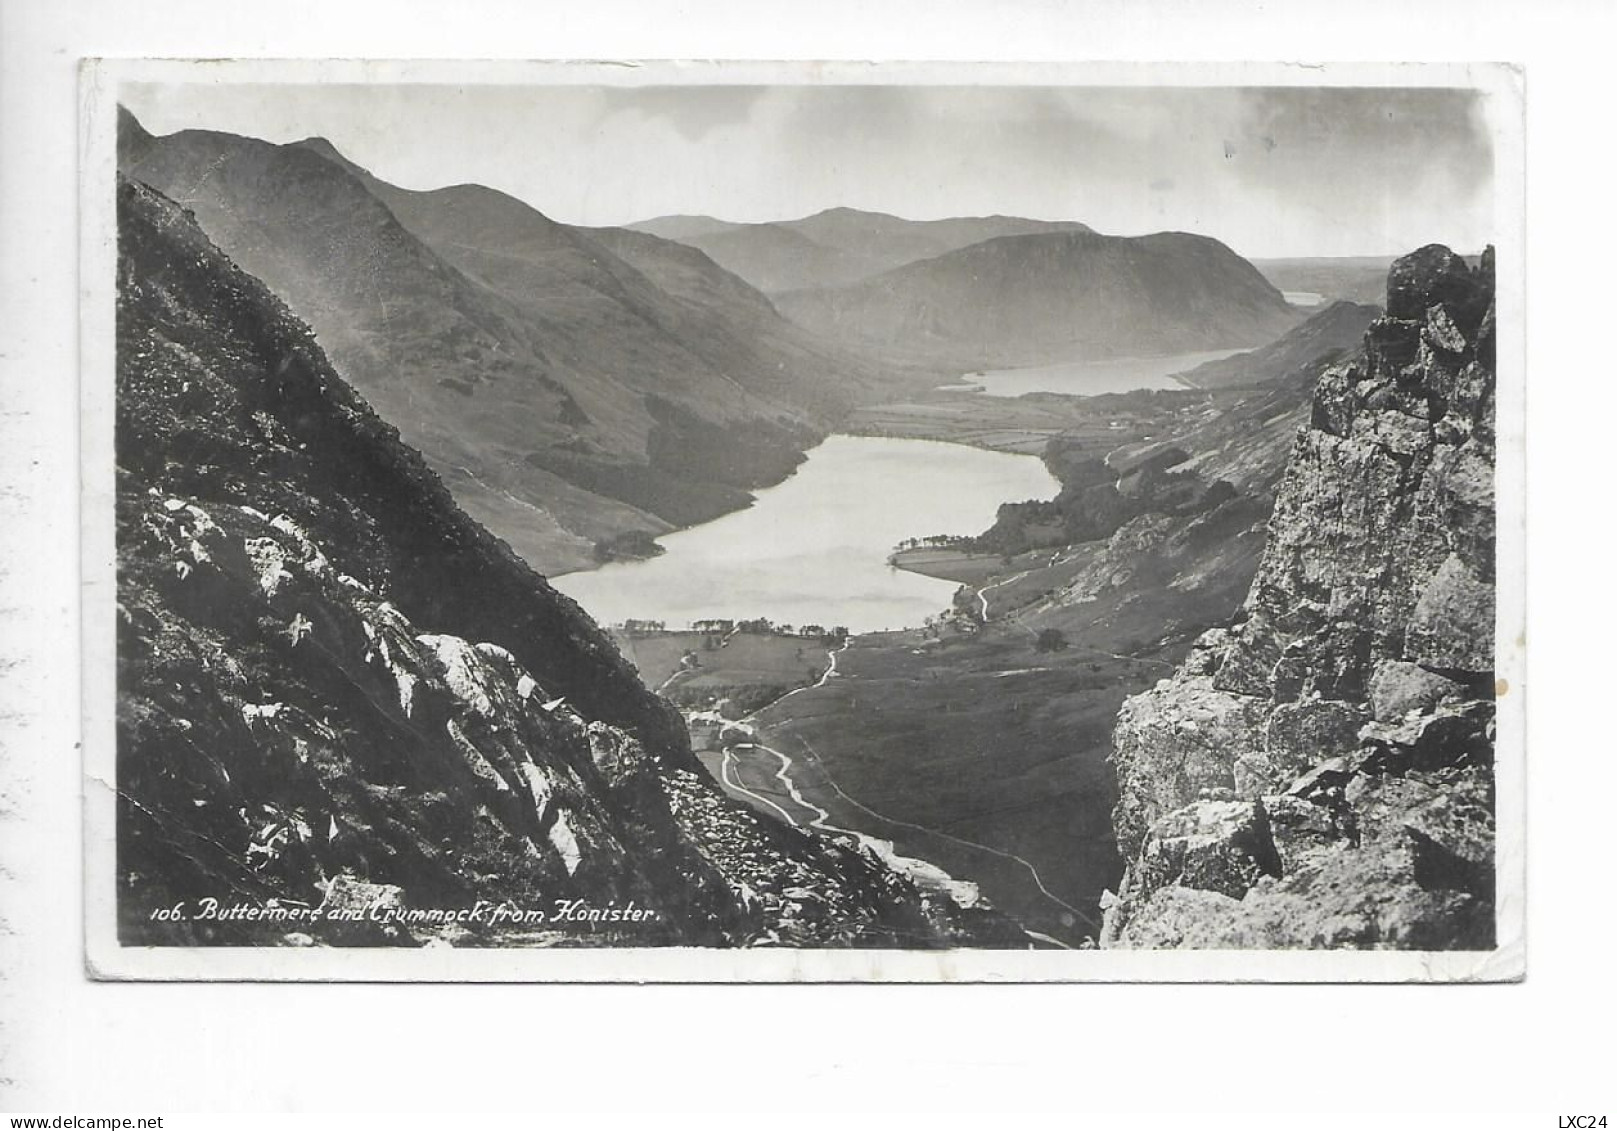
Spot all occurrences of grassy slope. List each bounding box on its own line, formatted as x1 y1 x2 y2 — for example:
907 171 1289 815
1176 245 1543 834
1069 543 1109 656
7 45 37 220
776 230 1303 369
742 360 1325 945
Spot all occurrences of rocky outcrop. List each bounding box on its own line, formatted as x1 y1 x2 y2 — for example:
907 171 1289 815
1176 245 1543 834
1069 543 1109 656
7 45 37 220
1102 245 1498 950
115 176 1008 949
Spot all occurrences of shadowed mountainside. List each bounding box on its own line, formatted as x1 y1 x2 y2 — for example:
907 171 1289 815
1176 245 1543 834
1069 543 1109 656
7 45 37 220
775 229 1303 369
114 174 1023 949
118 110 913 575
1174 300 1383 389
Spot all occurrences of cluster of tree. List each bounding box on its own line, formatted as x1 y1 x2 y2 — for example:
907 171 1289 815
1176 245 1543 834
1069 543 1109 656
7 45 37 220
1034 628 1070 653
730 619 849 640
892 534 974 553
591 529 665 563
619 618 668 634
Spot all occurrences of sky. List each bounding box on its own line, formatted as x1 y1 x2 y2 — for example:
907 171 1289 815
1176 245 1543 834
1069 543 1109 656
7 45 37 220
121 81 1497 258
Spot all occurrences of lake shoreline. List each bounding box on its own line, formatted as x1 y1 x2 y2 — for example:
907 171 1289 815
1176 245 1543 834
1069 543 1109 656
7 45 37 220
552 433 1060 634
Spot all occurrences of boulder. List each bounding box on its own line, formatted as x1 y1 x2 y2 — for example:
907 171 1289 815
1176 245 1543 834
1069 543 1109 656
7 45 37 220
1263 794 1347 873
1263 697 1372 779
1406 554 1494 672
1385 244 1482 323
1368 660 1466 721
1133 799 1280 901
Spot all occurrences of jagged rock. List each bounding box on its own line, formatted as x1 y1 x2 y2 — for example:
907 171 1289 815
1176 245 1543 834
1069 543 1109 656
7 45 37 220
1263 794 1348 873
1105 244 1497 951
1402 768 1495 902
1110 675 1268 857
1263 696 1372 779
1232 752 1282 799
1407 554 1495 671
319 875 404 917
1270 622 1373 702
1385 244 1484 323
317 876 409 943
1369 660 1467 721
1360 701 1493 775
1134 799 1280 901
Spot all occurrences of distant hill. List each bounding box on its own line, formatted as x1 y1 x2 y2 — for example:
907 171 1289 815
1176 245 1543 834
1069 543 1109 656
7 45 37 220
628 214 747 242
628 207 1093 295
1252 256 1397 306
785 207 1094 269
652 222 888 295
776 229 1303 369
1173 300 1383 389
118 109 903 575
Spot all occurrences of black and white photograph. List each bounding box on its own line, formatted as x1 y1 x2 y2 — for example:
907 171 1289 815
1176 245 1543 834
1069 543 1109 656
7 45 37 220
81 60 1521 980
23 0 1617 1114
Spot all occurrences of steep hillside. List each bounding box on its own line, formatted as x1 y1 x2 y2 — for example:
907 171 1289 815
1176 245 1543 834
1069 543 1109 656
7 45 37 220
117 110 898 575
776 230 1302 368
114 176 1017 949
1102 246 1497 949
1174 301 1382 389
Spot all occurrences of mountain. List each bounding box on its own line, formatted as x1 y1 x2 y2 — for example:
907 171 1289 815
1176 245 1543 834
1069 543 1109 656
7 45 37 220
1102 246 1497 949
117 109 902 576
627 214 747 242
775 229 1303 368
646 222 888 295
113 174 1018 948
1173 300 1382 389
785 207 1094 268
628 207 1094 295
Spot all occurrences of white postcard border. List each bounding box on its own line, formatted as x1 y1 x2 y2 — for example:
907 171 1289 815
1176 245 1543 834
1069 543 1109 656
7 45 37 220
81 56 1526 983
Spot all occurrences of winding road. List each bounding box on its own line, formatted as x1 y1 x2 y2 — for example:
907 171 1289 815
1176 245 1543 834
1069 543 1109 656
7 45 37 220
697 636 1097 943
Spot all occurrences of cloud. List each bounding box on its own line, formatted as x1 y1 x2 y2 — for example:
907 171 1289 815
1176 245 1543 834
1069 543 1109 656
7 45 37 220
119 79 1497 256
595 85 768 141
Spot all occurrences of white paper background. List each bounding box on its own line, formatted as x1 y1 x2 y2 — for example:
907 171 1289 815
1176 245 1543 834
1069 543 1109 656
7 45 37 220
1 0 1611 1114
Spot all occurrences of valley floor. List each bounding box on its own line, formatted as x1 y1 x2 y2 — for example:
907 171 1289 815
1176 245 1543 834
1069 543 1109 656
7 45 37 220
594 383 1272 945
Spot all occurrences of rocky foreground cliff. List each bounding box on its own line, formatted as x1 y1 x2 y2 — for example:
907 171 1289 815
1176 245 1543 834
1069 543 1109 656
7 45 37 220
114 176 1019 949
1102 246 1498 949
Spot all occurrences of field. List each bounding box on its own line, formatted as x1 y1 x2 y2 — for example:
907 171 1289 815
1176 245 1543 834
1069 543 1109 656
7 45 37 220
845 386 1199 458
611 628 841 712
746 621 1163 946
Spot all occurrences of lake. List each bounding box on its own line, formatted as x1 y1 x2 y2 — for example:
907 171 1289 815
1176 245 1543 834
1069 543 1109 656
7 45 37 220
551 435 1059 633
959 347 1249 398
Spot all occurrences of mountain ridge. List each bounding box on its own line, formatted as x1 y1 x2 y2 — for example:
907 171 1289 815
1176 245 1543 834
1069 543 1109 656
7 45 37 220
118 110 908 575
629 206 1096 295
776 227 1303 369
114 173 1017 949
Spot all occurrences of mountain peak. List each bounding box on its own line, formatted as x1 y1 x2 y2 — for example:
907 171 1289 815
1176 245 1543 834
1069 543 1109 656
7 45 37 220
289 135 372 179
116 105 155 166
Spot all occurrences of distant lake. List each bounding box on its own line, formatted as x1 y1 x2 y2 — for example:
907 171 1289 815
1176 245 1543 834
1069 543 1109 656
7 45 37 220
1284 290 1327 307
959 348 1249 398
552 435 1059 633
